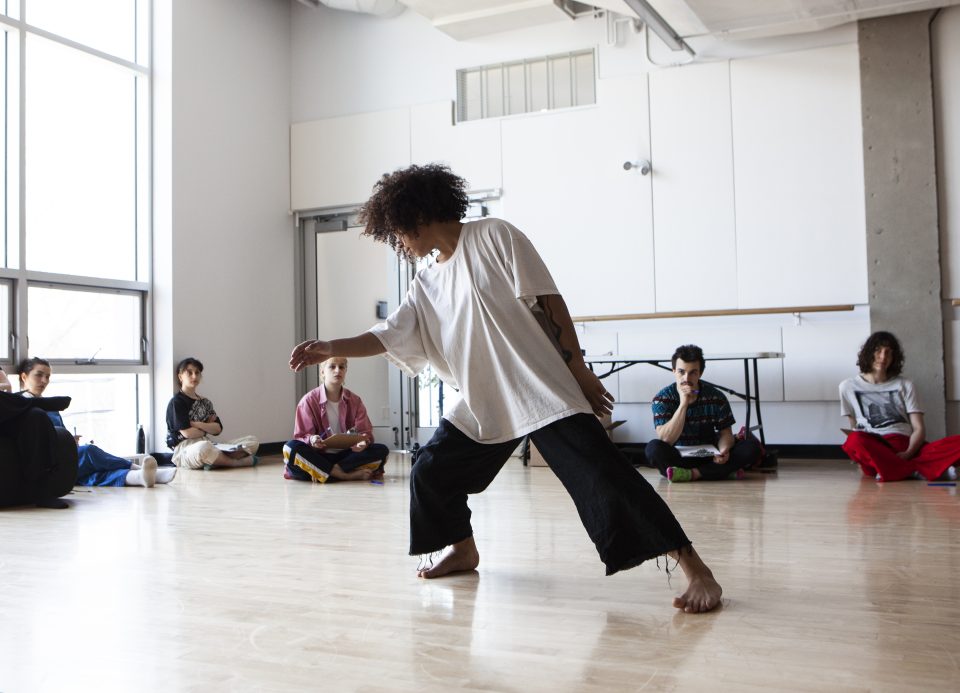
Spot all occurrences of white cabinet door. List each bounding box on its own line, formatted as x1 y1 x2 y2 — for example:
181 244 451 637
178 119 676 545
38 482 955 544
782 317 869 401
410 101 501 192
291 108 411 211
731 44 868 308
649 61 737 312
500 75 654 318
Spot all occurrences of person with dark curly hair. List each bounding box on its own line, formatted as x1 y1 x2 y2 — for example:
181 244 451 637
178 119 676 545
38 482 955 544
290 163 722 613
840 331 959 482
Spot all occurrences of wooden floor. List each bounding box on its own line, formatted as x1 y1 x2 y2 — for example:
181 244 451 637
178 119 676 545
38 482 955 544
2 453 959 692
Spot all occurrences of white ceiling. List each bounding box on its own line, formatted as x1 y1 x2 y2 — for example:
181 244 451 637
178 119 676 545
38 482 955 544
399 0 960 41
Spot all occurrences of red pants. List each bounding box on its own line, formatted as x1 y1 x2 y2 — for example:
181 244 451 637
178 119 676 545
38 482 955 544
842 431 960 482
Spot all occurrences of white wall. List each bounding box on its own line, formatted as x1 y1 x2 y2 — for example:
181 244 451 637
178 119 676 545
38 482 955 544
290 4 856 123
287 5 876 445
152 0 293 449
286 3 960 445
935 7 960 411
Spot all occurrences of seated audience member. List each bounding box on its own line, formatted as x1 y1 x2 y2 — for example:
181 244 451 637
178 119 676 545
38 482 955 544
18 357 175 488
840 331 958 482
283 357 388 483
645 344 760 482
0 366 11 392
0 386 74 509
166 357 259 470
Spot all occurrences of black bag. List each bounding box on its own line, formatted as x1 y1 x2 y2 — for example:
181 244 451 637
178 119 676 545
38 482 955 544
735 426 778 470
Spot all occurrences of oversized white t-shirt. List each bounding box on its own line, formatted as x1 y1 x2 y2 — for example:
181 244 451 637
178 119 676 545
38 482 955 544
369 218 592 443
839 374 921 436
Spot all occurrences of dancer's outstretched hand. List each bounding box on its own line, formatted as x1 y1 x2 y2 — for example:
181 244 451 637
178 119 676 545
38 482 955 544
289 339 331 372
572 366 614 417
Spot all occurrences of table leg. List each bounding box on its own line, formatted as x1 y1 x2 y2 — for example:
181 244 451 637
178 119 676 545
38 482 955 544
752 357 766 446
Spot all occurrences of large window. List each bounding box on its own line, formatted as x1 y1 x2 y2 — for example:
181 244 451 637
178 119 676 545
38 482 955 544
0 1 151 455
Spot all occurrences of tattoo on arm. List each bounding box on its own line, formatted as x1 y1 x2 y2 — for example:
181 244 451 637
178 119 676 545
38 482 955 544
542 302 573 363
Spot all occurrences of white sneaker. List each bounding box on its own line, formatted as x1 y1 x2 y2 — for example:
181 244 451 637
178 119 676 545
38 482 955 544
947 466 958 481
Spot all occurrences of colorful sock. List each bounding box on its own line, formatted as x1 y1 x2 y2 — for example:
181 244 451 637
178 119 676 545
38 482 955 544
667 467 693 483
728 469 746 480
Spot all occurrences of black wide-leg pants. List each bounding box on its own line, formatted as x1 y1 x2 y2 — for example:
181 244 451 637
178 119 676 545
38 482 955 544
409 413 691 575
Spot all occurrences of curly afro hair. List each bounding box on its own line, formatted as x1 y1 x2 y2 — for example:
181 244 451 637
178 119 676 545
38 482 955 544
357 163 469 262
856 331 904 376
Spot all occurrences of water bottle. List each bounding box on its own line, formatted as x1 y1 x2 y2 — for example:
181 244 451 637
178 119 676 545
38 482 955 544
136 424 145 454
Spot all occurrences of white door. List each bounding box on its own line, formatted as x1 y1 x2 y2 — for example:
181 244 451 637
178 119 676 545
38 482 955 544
315 227 397 446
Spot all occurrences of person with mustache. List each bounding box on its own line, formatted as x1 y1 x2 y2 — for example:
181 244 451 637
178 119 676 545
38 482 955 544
646 344 760 482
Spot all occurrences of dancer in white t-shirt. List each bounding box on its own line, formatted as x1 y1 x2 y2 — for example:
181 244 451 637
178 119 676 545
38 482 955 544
290 164 721 613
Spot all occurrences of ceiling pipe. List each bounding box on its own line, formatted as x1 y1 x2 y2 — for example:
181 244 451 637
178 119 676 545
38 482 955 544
623 0 695 55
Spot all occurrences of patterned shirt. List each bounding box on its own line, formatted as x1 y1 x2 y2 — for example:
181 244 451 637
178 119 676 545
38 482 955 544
165 391 222 449
651 382 735 446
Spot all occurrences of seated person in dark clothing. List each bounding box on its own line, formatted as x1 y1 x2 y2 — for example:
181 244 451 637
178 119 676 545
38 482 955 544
645 344 760 482
18 357 176 487
0 375 75 508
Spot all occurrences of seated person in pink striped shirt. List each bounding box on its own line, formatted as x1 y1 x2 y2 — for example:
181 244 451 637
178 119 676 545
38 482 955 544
283 357 389 483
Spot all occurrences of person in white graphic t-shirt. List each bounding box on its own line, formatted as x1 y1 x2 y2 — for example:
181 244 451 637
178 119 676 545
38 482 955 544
840 331 959 482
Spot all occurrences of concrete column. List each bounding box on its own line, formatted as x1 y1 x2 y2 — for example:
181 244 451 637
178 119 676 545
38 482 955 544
859 11 945 438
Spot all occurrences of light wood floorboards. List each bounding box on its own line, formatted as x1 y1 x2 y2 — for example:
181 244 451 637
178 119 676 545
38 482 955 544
1 455 958 691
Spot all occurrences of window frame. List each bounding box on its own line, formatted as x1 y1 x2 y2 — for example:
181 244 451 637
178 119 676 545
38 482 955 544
0 3 151 421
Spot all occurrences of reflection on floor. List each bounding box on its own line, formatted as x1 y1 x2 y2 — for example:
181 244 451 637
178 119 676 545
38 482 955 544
1 454 958 691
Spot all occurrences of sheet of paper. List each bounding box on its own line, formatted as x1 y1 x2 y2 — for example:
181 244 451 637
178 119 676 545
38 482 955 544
675 444 720 458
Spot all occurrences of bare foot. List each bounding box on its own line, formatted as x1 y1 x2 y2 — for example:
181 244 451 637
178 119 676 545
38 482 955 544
418 536 480 578
210 452 256 468
329 464 374 481
670 546 722 613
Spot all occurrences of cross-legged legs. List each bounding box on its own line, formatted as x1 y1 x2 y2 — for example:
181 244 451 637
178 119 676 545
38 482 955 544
646 437 760 481
283 440 390 482
843 431 960 481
